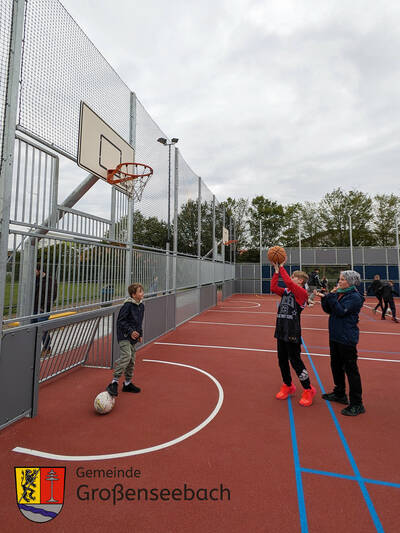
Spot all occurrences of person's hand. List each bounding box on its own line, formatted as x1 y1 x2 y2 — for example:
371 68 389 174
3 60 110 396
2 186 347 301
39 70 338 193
314 289 325 298
139 337 143 343
330 286 338 293
131 331 140 340
273 262 279 273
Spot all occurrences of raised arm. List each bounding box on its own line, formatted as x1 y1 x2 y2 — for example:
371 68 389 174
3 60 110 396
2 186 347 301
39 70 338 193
271 271 285 296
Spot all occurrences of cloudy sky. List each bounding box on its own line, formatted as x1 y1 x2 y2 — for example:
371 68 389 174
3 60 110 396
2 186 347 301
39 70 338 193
61 0 400 205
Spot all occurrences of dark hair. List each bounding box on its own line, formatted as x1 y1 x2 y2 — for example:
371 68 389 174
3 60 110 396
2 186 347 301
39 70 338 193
128 283 144 296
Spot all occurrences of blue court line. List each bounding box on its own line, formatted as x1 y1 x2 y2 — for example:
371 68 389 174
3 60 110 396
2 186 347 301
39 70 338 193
301 467 400 489
287 398 308 533
301 337 385 533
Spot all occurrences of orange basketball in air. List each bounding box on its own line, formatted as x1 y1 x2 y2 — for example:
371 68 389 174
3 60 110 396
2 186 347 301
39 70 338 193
267 246 286 264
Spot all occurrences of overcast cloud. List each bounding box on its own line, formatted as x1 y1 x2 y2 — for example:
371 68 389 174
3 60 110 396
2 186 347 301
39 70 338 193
61 0 400 205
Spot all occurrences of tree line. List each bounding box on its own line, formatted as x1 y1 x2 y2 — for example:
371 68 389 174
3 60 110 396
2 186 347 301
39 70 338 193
104 189 400 261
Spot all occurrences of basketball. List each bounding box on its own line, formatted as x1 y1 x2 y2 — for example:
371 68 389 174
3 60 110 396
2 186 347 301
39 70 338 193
94 391 115 415
267 246 287 264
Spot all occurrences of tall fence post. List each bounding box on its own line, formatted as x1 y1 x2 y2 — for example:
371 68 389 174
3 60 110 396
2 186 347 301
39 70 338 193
197 177 201 287
0 0 26 343
125 92 136 288
349 214 354 270
222 205 226 281
259 220 262 294
110 187 116 240
396 216 400 292
298 218 302 270
212 195 216 283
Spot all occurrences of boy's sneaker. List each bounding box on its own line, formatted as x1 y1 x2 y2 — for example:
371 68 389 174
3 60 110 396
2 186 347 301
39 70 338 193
299 386 316 407
276 383 296 400
106 382 118 397
122 383 141 393
341 404 365 416
321 391 349 404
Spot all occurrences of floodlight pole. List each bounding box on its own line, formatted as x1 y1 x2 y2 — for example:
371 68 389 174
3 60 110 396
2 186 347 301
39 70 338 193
167 143 171 242
157 137 178 244
395 215 400 291
259 219 262 295
173 147 179 292
349 214 354 270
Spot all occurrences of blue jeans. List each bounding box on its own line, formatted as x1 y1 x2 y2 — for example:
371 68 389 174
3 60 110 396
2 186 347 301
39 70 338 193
31 314 51 350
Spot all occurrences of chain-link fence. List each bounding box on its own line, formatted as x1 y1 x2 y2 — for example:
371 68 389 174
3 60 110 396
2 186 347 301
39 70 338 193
0 0 235 328
0 0 13 174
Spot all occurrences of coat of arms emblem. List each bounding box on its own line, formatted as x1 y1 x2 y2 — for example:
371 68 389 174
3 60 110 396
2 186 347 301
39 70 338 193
15 467 65 523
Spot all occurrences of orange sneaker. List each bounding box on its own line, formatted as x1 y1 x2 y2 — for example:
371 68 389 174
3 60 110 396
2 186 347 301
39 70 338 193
276 383 296 400
299 386 316 407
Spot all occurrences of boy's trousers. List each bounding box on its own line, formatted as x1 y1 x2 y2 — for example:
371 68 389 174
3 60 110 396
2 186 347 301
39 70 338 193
113 340 137 381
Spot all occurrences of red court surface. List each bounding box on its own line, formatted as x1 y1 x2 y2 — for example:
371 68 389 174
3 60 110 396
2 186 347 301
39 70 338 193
0 294 399 532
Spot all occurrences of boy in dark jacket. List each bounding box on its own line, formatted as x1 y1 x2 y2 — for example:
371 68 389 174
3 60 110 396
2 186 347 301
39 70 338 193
271 262 316 407
106 283 145 396
381 281 399 322
315 270 365 416
365 274 383 314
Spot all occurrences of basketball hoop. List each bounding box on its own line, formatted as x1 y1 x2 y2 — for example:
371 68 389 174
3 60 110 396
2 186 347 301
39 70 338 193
224 239 238 246
107 162 153 201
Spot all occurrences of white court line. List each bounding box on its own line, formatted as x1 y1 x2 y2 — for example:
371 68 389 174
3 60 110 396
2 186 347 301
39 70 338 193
155 342 400 363
211 309 328 317
12 359 224 462
219 300 261 309
190 320 400 336
363 303 391 316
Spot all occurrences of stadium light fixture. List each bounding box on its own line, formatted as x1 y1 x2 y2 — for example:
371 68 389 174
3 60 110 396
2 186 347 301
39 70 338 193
157 137 179 243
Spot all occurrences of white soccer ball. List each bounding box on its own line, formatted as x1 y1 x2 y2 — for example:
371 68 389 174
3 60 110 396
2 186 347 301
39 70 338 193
94 391 115 414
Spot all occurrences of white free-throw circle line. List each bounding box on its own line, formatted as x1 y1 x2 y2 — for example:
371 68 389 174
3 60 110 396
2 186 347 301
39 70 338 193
12 359 224 462
219 299 261 310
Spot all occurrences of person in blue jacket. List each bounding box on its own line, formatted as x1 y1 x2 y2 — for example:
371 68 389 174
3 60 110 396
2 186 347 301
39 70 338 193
314 270 365 416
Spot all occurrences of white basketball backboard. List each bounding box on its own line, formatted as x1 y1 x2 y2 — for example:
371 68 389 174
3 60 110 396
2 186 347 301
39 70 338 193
77 102 134 185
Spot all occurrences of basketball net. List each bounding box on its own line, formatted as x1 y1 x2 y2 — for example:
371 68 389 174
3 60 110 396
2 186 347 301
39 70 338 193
107 163 153 202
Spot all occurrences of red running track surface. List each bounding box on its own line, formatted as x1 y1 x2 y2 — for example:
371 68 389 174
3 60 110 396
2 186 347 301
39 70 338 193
0 294 399 532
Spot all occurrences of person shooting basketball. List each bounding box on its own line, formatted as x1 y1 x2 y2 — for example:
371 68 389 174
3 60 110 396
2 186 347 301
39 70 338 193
269 246 316 407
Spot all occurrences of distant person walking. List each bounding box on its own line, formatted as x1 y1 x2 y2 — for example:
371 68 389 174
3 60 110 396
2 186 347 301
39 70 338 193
365 274 383 314
32 265 58 356
381 281 399 322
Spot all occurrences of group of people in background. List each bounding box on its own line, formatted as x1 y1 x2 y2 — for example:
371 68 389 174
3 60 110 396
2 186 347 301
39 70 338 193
366 274 399 322
306 268 398 322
